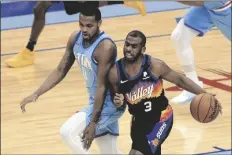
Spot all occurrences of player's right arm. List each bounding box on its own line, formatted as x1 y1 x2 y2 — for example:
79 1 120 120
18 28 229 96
20 31 78 113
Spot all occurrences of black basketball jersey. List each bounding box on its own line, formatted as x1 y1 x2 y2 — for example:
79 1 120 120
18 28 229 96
116 54 169 124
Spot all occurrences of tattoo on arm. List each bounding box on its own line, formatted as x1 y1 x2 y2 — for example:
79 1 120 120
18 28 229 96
34 31 77 96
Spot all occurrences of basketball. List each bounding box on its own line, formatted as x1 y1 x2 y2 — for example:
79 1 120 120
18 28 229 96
190 93 220 123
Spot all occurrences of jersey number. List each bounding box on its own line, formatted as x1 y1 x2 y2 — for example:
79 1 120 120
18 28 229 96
144 101 152 112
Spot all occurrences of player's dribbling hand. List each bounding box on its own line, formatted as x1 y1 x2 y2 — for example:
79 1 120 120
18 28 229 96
20 93 39 113
210 93 223 115
113 93 124 108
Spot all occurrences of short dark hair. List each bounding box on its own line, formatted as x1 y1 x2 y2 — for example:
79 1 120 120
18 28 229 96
127 30 146 47
80 5 101 22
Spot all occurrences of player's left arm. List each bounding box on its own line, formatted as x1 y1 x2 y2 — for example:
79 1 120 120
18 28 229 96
82 40 117 150
151 57 206 95
151 57 222 113
90 40 117 123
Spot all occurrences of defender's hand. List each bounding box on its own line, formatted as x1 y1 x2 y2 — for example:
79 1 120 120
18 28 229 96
113 93 124 108
82 122 96 150
20 93 39 113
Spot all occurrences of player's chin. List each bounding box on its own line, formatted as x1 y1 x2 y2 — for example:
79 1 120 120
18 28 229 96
125 56 134 62
124 54 134 61
82 35 90 40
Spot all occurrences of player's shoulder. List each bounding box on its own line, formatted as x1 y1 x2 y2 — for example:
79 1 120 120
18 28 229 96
69 31 80 44
149 56 165 67
70 30 80 37
97 32 115 47
98 38 116 51
149 55 168 76
66 31 80 49
95 37 117 58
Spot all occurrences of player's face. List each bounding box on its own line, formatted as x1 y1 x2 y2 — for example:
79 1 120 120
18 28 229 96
123 36 145 62
79 14 101 40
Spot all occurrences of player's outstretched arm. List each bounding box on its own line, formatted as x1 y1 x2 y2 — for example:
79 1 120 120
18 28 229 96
151 57 206 95
151 57 222 113
82 40 117 149
20 31 78 113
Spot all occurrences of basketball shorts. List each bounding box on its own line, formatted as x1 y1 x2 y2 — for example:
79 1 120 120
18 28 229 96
52 1 99 15
184 7 214 36
184 3 231 40
204 1 231 41
131 105 173 155
80 96 126 138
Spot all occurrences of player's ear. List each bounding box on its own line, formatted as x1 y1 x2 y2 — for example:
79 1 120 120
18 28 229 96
141 46 146 54
97 20 102 27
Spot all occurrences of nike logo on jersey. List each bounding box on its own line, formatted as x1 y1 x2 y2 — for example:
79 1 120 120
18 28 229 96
120 80 128 84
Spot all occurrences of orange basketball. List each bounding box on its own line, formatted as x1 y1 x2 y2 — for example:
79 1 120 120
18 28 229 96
190 93 220 123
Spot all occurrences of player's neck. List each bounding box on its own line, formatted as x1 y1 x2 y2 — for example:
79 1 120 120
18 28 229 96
124 55 144 66
83 30 101 47
123 55 144 77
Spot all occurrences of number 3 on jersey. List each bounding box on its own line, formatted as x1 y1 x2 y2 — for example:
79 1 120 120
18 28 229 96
144 101 152 112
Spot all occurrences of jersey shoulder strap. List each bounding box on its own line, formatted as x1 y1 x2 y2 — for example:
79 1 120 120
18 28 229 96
116 58 128 83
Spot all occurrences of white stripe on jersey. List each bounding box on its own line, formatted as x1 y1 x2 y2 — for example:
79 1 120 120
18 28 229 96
213 1 231 12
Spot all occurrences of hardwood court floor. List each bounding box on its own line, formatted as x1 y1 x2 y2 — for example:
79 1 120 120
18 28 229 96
1 9 231 154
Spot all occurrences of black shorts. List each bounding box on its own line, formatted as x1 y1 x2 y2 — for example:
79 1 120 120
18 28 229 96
130 106 174 155
52 1 99 15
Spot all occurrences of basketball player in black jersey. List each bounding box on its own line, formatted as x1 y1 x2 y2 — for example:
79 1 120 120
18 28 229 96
108 30 222 155
5 1 146 68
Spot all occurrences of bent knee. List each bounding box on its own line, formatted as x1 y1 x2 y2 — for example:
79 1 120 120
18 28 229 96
171 19 199 45
59 112 87 139
170 23 187 44
171 28 181 43
170 28 187 50
60 123 71 139
171 26 196 49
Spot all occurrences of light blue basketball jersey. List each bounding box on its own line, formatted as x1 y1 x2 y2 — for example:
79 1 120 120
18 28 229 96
73 31 114 105
73 31 125 137
184 1 231 40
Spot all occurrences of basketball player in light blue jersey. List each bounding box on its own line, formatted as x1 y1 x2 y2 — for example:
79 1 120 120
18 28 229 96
20 8 125 154
171 1 231 104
